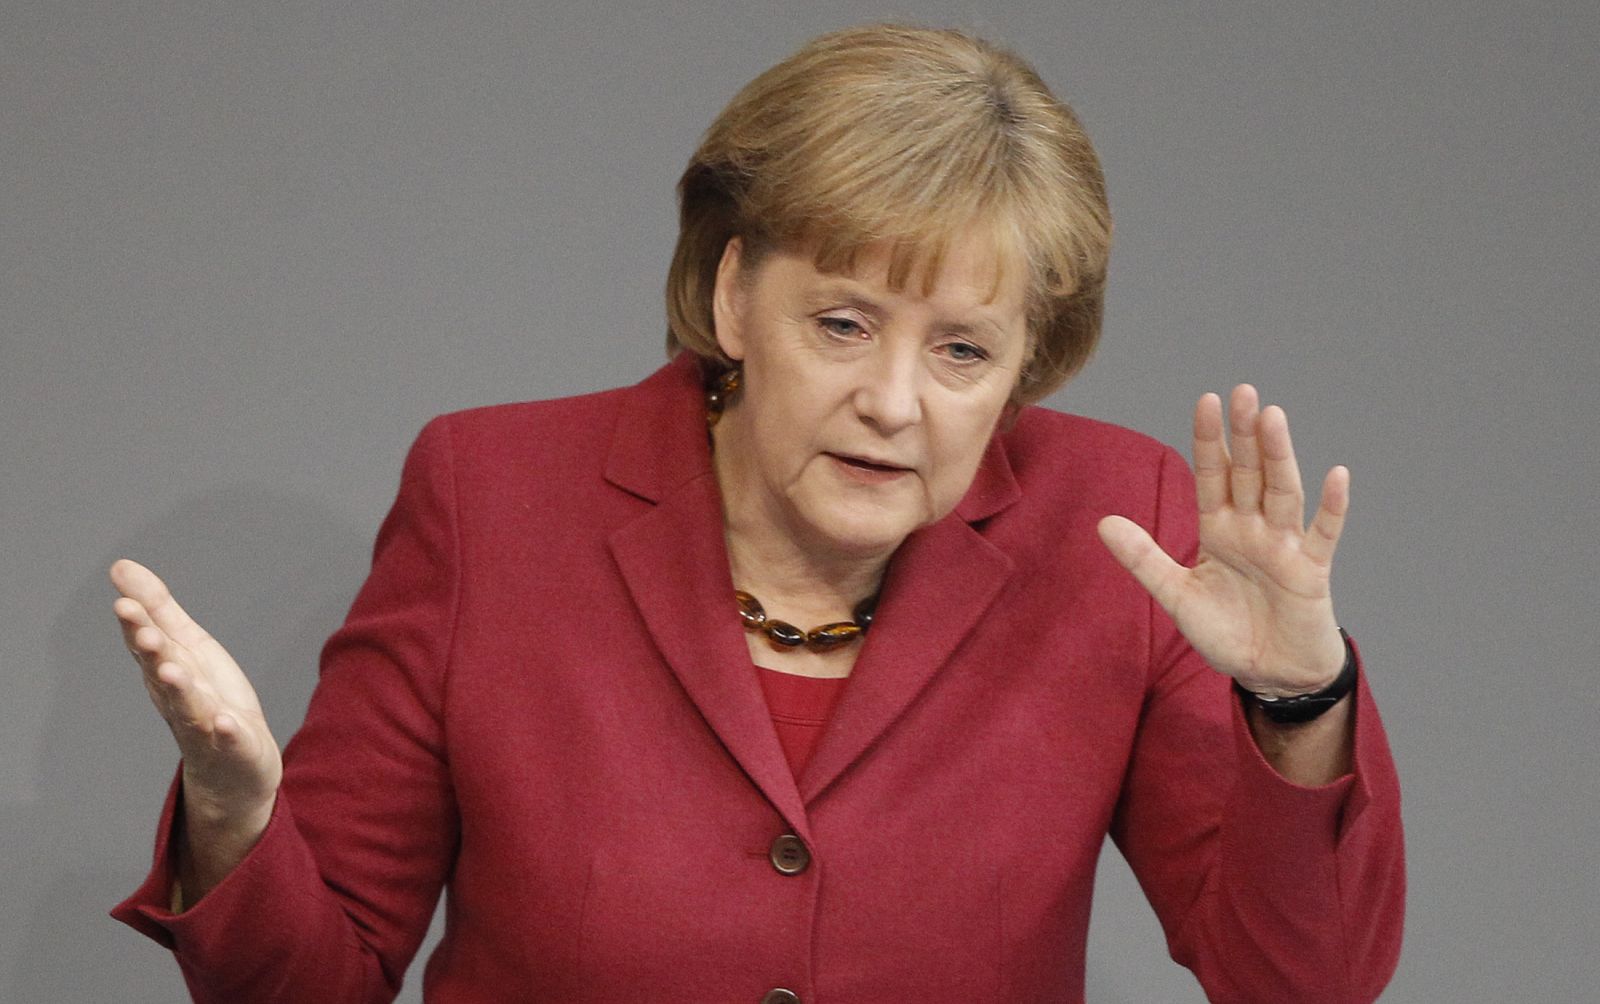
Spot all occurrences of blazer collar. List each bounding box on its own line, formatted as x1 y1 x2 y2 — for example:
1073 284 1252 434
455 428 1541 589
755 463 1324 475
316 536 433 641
603 352 715 503
605 353 1023 823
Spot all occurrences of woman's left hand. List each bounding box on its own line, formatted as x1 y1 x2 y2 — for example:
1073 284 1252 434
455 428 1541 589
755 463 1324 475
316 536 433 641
1097 385 1348 697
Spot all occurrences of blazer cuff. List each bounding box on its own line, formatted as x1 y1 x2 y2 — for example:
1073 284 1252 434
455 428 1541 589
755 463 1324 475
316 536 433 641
109 767 309 958
1229 636 1388 850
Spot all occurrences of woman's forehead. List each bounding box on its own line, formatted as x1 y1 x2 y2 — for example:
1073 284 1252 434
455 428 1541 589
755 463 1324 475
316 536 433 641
797 223 1030 311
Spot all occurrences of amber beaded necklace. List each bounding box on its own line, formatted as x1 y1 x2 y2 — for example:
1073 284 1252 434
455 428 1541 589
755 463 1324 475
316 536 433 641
736 589 877 652
708 366 878 653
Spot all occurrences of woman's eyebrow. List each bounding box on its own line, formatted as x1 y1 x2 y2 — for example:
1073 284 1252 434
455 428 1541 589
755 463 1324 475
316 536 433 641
939 319 1006 342
805 282 1006 338
805 281 884 312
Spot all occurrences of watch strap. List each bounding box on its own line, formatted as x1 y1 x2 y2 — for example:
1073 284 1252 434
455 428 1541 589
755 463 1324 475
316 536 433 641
1234 628 1358 725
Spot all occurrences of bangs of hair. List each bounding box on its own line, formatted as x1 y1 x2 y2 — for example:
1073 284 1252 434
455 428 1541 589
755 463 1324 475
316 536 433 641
728 40 1101 305
668 24 1112 402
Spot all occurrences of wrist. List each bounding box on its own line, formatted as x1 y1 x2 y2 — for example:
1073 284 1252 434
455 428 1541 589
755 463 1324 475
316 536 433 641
179 759 278 829
1245 691 1355 784
1235 628 1358 725
178 773 275 861
180 787 274 858
174 788 274 910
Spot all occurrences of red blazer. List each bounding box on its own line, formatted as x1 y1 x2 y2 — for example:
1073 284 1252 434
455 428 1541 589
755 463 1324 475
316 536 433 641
115 352 1404 1003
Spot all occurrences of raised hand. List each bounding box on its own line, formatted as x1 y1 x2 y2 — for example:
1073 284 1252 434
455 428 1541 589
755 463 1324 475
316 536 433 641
111 558 281 898
1097 386 1348 698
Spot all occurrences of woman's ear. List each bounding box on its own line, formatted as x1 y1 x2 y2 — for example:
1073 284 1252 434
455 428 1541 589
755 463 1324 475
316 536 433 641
711 236 747 362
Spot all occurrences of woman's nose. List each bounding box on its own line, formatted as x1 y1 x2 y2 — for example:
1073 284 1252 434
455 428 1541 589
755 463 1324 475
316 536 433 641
852 346 923 434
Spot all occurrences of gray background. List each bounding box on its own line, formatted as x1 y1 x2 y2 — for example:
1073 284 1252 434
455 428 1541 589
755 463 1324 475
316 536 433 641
4 1 1596 1001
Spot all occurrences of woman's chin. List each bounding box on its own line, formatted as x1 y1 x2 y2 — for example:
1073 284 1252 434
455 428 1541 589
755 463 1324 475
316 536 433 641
797 504 923 559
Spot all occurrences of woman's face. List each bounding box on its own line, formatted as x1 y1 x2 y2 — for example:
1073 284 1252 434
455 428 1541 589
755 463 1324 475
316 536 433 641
711 230 1031 561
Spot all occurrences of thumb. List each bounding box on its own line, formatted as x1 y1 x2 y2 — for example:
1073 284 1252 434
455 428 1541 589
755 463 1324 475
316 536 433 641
1096 515 1186 615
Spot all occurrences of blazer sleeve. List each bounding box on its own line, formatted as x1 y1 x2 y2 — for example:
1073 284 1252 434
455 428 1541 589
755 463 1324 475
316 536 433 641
111 416 463 1004
1108 446 1406 1004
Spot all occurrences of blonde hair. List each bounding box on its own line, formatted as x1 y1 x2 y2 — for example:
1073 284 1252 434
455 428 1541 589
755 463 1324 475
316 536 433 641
665 23 1112 404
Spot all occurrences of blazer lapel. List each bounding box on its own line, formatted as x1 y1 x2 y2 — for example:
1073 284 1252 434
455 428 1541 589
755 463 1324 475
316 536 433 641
799 513 1014 802
605 355 810 836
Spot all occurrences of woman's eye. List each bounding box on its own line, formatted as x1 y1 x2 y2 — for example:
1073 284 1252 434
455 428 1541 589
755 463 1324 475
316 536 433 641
941 341 988 363
818 316 866 339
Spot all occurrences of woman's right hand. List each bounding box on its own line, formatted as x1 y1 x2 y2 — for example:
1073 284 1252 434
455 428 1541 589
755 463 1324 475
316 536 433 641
111 558 282 904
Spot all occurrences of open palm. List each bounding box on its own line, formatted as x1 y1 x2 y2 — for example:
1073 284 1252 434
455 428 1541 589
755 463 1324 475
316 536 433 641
110 559 282 818
1098 386 1348 697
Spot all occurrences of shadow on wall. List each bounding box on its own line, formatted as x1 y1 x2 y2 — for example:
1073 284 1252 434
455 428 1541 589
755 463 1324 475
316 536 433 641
5 484 370 1002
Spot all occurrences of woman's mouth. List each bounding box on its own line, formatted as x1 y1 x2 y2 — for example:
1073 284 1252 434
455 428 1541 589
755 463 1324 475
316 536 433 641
828 453 912 483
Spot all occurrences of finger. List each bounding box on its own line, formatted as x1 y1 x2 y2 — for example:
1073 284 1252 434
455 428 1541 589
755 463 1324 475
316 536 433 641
114 596 174 667
113 595 172 700
110 559 214 651
150 655 228 739
1258 405 1305 530
208 711 263 759
121 607 190 682
1227 385 1264 512
1303 465 1350 567
1192 393 1230 515
174 694 266 766
128 628 178 717
122 603 225 723
1097 515 1189 617
113 596 156 656
134 625 208 724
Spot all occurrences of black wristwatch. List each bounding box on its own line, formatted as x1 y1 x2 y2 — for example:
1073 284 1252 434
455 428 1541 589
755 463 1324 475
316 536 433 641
1234 628 1358 725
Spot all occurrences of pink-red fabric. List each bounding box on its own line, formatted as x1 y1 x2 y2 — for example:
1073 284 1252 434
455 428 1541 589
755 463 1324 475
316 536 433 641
755 667 849 777
112 353 1405 1003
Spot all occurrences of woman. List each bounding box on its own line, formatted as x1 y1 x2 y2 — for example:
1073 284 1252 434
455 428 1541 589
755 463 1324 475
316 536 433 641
110 24 1403 1003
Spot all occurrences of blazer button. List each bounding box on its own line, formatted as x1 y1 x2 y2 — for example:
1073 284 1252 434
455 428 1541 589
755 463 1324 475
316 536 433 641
768 833 810 875
760 990 801 1004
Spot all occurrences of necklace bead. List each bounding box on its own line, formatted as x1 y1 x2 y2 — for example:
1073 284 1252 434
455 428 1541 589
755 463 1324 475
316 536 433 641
734 589 876 652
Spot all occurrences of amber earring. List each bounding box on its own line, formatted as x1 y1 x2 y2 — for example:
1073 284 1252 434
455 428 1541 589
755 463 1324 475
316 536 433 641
705 366 742 427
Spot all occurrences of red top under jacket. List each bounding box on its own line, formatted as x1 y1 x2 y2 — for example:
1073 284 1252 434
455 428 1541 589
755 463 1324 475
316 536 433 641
755 666 849 777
